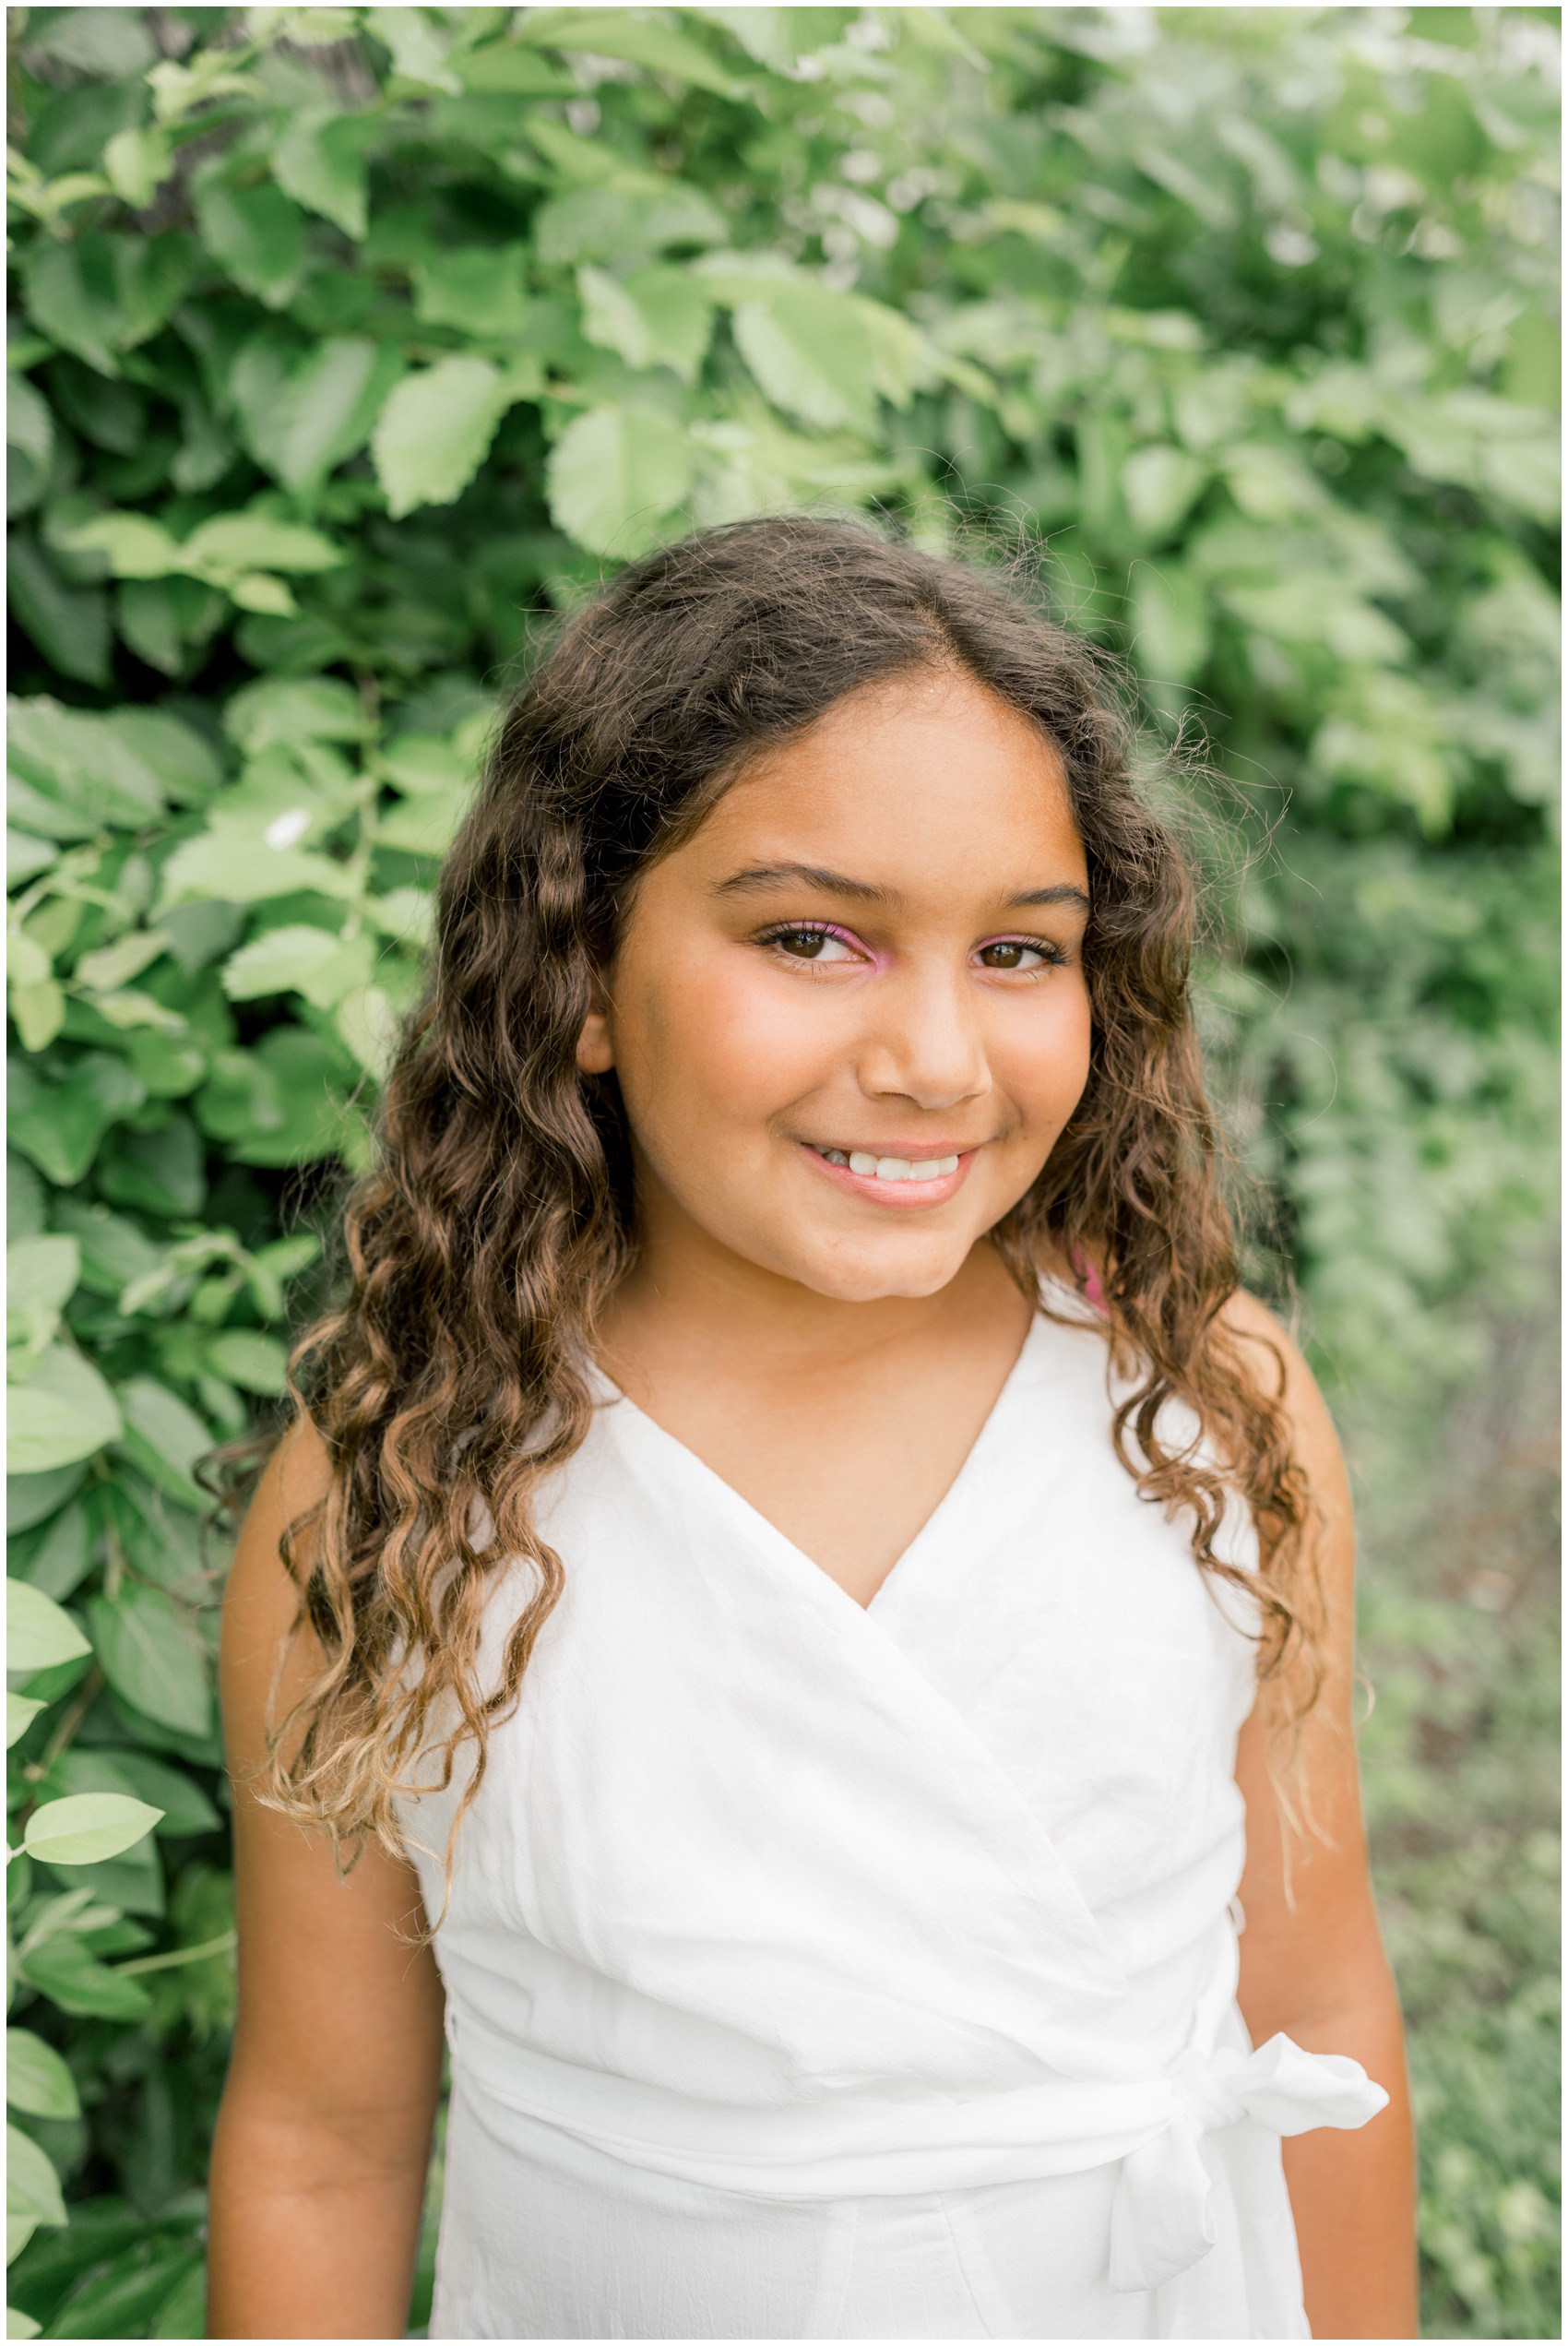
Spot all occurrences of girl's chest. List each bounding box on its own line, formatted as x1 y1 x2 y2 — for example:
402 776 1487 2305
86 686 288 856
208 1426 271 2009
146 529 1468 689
594 1301 1036 1609
445 1328 1259 1954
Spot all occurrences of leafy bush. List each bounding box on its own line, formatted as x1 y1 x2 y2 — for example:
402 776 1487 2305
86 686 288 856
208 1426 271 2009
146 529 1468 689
6 6 1558 2337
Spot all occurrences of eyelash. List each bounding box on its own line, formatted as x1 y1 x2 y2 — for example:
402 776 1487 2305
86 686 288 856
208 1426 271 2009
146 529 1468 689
754 923 1068 974
755 921 864 962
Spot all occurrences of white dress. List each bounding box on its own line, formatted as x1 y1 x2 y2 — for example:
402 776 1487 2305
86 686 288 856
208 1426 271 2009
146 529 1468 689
399 1291 1386 2340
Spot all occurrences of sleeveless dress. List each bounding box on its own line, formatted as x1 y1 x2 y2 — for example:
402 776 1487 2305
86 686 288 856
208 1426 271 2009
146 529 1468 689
398 1290 1387 2340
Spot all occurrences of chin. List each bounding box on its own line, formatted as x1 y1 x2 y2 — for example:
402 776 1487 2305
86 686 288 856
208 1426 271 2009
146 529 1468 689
789 1235 977 1304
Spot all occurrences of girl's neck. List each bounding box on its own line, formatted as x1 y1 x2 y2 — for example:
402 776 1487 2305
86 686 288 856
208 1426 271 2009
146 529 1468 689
598 1181 1028 1405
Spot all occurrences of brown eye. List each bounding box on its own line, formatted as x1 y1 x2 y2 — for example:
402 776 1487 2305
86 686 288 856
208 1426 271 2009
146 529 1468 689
772 927 854 962
977 939 1047 971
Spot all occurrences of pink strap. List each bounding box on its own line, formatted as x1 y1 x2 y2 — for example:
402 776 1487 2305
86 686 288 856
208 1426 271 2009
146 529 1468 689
1070 1247 1109 1317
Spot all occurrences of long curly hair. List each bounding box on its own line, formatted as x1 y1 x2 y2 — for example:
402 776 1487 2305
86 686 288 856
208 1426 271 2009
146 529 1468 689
264 518 1319 1869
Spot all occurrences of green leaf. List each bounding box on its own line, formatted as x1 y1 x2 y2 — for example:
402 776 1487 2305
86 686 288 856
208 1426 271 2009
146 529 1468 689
7 374 53 470
76 932 172 995
192 176 307 310
6 1348 123 1476
148 2259 207 2340
1129 565 1212 685
220 923 341 1001
7 1051 147 1186
533 184 727 265
87 1581 211 1738
110 1378 212 1513
244 337 408 497
6 1236 81 1351
12 1495 94 1602
6 2031 79 2122
413 246 530 339
77 1751 220 1840
366 5 462 92
6 541 110 687
114 582 182 676
179 511 343 585
96 1117 207 1221
272 109 371 241
456 40 572 94
547 407 694 558
20 234 192 376
6 833 58 887
224 674 366 754
41 1747 217 1842
104 710 222 807
30 8 156 76
157 829 354 910
7 979 65 1059
577 265 716 385
7 1464 89 1535
8 697 166 828
732 288 879 434
374 797 467 858
252 1233 322 1284
203 1028 356 1168
516 9 738 95
18 1934 151 2022
23 1794 163 1867
380 735 472 795
7 1695 47 1747
102 124 173 208
51 2246 205 2340
6 1584 90 1675
202 1330 288 1397
7 1152 47 1243
6 2126 65 2230
60 514 180 578
7 785 94 850
1122 445 1208 541
39 1843 163 1919
371 358 517 520
125 1042 205 1112
515 115 626 185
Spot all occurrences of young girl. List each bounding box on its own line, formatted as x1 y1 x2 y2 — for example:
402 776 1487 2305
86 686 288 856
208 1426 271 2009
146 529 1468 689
208 519 1417 2341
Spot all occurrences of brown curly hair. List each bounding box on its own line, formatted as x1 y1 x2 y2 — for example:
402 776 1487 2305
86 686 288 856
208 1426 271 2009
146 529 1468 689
264 517 1318 1868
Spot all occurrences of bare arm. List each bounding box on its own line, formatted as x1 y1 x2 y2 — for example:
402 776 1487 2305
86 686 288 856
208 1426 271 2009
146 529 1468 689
1229 1292 1419 2340
207 1423 445 2341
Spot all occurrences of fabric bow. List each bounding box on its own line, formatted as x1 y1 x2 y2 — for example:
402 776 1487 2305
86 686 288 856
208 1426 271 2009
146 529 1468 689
1109 2032 1390 2292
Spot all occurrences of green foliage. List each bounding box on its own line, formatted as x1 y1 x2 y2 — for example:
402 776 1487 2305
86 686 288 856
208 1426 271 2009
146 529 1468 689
6 6 1557 2337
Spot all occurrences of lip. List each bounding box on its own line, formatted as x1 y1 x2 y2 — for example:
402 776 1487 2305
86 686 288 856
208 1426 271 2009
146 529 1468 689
801 1141 980 1209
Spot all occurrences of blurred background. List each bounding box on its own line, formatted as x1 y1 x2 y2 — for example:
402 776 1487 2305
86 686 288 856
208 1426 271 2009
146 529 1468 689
4 7 1559 2337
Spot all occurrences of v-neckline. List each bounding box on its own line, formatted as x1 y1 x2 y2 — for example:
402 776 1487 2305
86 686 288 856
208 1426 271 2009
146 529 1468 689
593 1312 1045 1616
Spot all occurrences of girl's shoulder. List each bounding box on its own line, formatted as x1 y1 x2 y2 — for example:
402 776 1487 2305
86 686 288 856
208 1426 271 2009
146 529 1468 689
1218 1291 1348 1481
220 1416 335 1768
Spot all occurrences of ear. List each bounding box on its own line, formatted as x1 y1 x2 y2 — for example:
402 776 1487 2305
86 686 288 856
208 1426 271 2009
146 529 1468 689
575 977 614 1075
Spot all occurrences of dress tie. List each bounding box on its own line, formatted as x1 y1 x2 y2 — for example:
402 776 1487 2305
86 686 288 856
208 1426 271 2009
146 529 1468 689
1109 2033 1389 2292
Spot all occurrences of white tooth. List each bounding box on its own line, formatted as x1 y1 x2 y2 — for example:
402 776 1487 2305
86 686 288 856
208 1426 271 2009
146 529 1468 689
823 1149 849 1167
910 1161 942 1181
875 1157 912 1182
937 1155 958 1174
849 1151 878 1176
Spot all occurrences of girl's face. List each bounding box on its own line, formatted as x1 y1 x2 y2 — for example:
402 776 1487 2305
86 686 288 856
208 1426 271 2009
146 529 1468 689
577 666 1093 1303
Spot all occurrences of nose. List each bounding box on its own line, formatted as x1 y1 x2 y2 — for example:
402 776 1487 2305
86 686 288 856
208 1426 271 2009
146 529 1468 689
855 958 989 1113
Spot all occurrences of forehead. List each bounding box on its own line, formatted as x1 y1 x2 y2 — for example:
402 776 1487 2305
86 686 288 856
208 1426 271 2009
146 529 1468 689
682 669 1086 890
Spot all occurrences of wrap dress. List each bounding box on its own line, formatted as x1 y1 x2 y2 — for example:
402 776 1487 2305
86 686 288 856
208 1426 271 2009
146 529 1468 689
399 1289 1387 2339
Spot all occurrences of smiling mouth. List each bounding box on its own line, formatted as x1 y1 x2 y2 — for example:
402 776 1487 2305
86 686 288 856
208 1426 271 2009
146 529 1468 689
809 1144 964 1186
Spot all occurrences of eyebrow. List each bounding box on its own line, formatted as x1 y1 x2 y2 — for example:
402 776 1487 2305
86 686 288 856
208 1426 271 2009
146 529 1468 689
713 862 1090 914
715 862 892 904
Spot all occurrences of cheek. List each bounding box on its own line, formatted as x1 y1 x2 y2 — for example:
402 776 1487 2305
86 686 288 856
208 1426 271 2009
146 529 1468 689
618 950 832 1137
996 980 1093 1122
